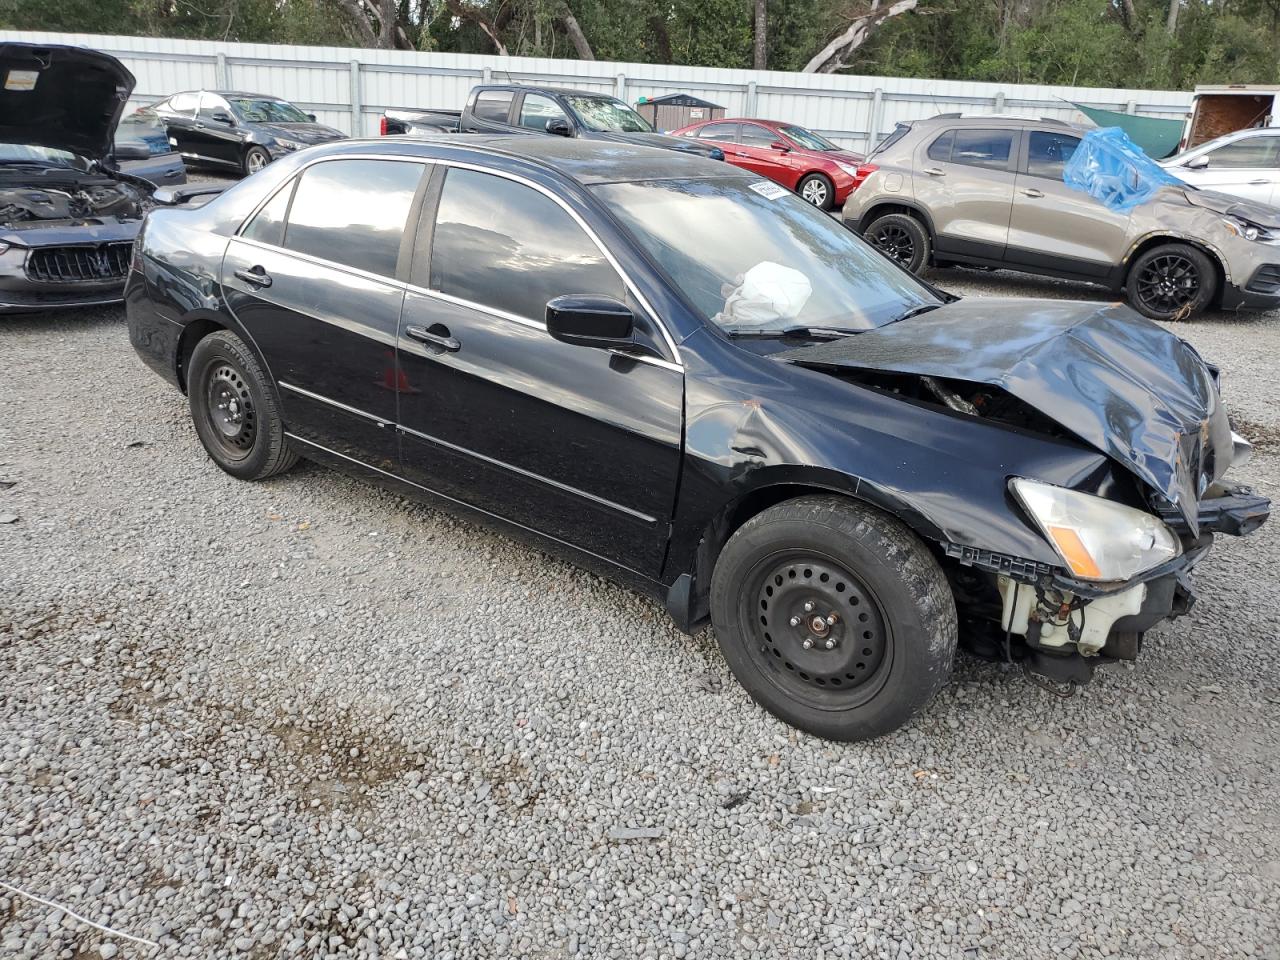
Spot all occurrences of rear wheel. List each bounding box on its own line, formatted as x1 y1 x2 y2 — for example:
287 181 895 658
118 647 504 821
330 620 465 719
864 212 931 274
1125 243 1217 321
242 146 270 177
188 330 297 481
709 496 957 741
797 173 835 210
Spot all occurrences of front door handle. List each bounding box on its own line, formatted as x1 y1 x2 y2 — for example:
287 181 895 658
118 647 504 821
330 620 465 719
922 166 945 177
1248 179 1270 185
234 266 272 288
405 324 461 353
1021 187 1045 198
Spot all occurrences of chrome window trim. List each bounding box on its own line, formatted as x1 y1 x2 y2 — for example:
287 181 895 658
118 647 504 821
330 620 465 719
231 151 683 369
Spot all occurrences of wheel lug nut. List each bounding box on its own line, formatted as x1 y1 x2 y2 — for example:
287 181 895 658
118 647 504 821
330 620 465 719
825 639 835 650
826 613 839 625
802 639 813 650
803 600 815 612
789 616 801 627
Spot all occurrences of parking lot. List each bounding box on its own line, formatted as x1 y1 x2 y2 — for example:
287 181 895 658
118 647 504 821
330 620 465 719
3 205 1279 960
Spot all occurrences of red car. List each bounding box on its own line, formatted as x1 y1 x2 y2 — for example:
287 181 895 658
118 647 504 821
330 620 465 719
671 118 867 210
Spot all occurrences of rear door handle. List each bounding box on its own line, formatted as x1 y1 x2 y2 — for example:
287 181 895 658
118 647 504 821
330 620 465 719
234 266 272 288
1021 188 1045 198
405 324 460 353
922 166 945 177
1248 179 1271 185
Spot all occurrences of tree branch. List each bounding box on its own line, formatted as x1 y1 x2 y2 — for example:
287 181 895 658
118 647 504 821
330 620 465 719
560 5 594 60
445 0 510 54
802 0 918 73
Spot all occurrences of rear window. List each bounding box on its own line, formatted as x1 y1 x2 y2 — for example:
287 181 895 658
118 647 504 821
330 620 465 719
472 90 514 124
870 123 911 157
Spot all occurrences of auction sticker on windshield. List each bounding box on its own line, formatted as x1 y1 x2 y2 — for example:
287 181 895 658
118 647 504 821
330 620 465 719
4 70 38 91
749 181 790 201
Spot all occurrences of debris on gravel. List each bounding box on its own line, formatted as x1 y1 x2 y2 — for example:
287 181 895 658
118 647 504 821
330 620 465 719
1 256 1278 958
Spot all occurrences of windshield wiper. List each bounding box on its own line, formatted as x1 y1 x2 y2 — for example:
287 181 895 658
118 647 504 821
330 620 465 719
725 325 859 340
894 303 943 322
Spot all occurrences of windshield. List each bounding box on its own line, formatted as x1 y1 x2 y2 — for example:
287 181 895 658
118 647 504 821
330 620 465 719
593 178 937 333
228 98 311 123
565 96 652 133
780 125 839 151
0 144 82 168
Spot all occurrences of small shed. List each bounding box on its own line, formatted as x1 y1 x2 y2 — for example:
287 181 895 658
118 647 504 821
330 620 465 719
636 94 725 132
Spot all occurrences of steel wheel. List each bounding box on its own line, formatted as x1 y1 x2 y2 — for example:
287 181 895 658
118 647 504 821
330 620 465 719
866 222 916 267
744 551 893 711
203 363 257 462
1134 252 1200 316
800 178 829 206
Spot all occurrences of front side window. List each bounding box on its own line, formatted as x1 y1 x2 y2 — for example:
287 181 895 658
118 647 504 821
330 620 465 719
472 90 514 124
282 159 424 278
593 178 936 333
1204 136 1280 169
696 122 738 142
565 96 652 133
227 98 309 123
519 94 568 130
165 92 198 116
429 168 623 322
199 93 233 121
948 129 1014 170
740 124 778 148
1026 131 1081 179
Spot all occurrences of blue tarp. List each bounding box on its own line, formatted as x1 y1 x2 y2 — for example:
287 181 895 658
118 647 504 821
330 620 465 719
1063 127 1183 212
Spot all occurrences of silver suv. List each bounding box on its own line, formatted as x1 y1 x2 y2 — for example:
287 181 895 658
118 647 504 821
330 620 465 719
843 115 1280 320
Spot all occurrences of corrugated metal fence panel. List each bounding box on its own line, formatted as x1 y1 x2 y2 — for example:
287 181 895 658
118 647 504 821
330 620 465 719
1 30 1194 147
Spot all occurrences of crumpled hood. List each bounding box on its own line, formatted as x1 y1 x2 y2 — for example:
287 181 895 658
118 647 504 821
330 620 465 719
256 122 345 145
781 298 1231 534
0 43 134 160
1180 186 1280 229
592 130 722 158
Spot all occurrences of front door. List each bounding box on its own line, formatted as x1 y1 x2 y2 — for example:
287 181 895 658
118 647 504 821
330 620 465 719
1006 129 1130 279
914 126 1019 263
221 157 427 467
195 93 243 167
734 122 797 188
1174 133 1280 205
395 166 683 575
157 92 200 158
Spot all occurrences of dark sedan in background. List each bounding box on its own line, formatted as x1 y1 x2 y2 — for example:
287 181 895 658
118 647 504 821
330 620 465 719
125 135 1266 741
114 115 186 186
134 91 345 176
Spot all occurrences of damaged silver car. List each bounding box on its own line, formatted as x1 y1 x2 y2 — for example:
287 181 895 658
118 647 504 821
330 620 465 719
0 43 161 313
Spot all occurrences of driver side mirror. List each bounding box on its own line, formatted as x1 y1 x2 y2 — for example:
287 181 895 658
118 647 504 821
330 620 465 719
306 112 317 122
209 110 235 125
546 295 655 354
770 140 791 152
545 118 572 137
1186 154 1209 170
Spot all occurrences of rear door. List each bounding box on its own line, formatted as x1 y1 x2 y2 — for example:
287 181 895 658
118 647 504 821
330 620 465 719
395 165 683 575
914 126 1019 263
1006 129 1130 278
1172 133 1280 204
221 157 428 466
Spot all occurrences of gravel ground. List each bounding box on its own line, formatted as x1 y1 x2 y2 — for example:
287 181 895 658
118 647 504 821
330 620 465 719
2 199 1279 960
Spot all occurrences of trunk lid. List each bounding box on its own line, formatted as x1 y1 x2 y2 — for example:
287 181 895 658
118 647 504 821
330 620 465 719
781 298 1231 534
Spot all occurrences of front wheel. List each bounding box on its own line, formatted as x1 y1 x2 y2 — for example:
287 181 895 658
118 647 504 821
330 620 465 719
242 146 271 177
863 212 931 274
796 173 835 210
709 496 957 741
1124 243 1217 321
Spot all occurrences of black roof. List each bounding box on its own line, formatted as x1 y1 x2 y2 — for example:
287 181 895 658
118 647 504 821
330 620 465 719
475 84 622 100
641 94 724 109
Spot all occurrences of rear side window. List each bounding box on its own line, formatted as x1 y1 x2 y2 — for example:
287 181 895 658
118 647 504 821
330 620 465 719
166 92 198 116
926 130 954 161
949 129 1014 170
1026 131 1081 179
696 122 738 142
242 181 294 247
428 168 623 322
1205 136 1280 168
472 90 514 124
282 159 424 277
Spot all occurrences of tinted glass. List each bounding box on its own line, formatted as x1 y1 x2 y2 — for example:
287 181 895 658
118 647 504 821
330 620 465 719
166 93 198 116
473 90 513 123
593 179 936 332
696 122 738 141
949 129 1013 170
1205 136 1280 168
283 160 423 277
871 123 911 157
926 130 954 161
228 97 310 123
740 124 777 147
242 180 294 247
1026 131 1081 179
430 168 623 321
519 93 567 130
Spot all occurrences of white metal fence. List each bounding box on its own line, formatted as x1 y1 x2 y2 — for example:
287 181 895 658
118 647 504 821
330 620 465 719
2 30 1195 151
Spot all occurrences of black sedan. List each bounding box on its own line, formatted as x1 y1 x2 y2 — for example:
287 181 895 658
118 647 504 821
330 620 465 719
125 136 1268 740
135 91 345 177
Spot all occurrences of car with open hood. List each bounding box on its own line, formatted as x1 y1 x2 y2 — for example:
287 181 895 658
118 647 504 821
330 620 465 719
671 117 865 210
843 114 1280 321
0 42 165 313
125 136 1268 741
135 91 346 177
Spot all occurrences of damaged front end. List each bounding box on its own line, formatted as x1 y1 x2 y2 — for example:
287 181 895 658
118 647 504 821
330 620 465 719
782 297 1270 685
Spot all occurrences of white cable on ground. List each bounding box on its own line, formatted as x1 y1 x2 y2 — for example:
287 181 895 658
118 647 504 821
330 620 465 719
0 878 159 948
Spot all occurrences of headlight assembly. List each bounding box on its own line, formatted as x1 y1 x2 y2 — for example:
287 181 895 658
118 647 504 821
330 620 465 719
1010 478 1181 581
1221 216 1275 243
835 161 861 177
274 138 306 153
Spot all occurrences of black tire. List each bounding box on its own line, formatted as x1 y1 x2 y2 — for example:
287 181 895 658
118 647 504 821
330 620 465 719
242 146 271 177
863 212 931 274
796 173 835 210
188 330 298 481
709 496 957 741
1124 242 1217 321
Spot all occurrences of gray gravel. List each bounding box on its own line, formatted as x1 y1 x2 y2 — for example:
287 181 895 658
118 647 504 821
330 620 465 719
2 230 1279 959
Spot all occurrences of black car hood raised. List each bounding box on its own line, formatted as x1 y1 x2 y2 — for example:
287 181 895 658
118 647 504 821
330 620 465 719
255 122 345 145
781 298 1230 533
589 130 722 158
1179 186 1280 229
0 43 135 161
